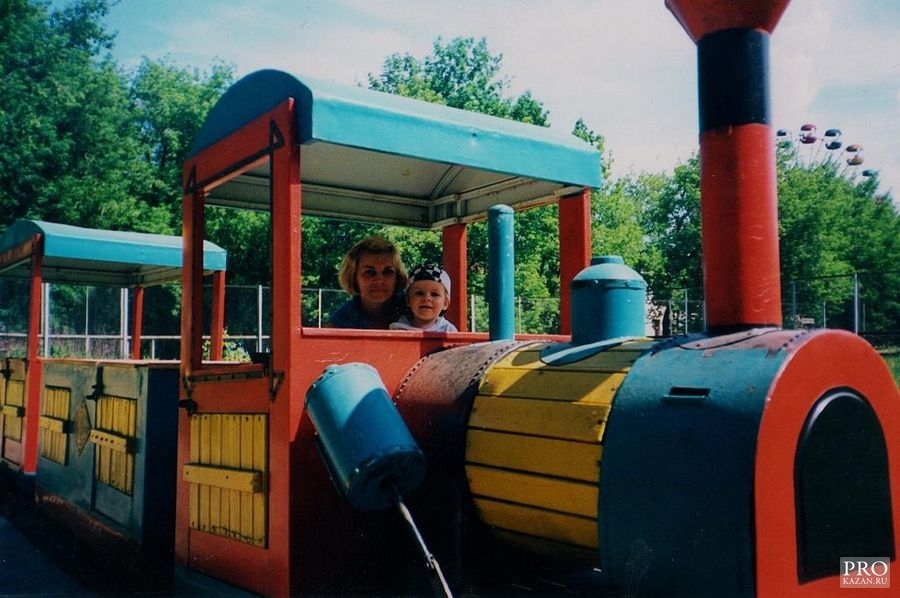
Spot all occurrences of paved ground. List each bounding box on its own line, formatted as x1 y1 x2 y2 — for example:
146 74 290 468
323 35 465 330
0 483 255 597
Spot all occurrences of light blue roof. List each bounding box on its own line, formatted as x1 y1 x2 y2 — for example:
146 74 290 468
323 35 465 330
0 220 226 286
190 70 602 228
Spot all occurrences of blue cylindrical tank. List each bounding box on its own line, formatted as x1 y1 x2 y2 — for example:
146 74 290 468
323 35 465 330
305 362 426 511
570 255 647 344
488 204 515 341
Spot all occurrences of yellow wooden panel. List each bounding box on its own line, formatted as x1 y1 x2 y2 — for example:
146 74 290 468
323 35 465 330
479 369 626 404
39 386 71 465
469 396 609 442
473 497 598 549
222 415 241 535
189 416 200 530
5 380 24 406
492 344 645 372
183 464 263 493
89 429 133 453
467 465 598 518
466 429 600 483
2 404 24 418
92 395 136 495
187 413 268 547
251 414 267 546
38 416 67 433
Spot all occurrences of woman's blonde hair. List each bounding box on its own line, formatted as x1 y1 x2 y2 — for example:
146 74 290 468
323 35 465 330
337 237 408 295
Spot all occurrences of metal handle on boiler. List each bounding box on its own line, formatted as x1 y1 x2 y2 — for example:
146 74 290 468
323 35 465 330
397 498 453 598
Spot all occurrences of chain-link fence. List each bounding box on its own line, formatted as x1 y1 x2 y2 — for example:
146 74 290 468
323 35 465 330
0 282 564 360
653 271 900 345
4 273 899 360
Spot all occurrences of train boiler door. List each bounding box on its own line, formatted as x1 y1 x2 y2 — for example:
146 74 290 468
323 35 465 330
754 329 900 597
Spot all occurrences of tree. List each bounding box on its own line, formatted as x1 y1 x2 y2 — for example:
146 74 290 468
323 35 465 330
631 140 900 334
368 36 589 332
776 143 900 332
0 0 130 228
0 1 234 235
129 57 234 223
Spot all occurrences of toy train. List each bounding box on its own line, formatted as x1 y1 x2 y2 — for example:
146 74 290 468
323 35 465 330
1 0 898 596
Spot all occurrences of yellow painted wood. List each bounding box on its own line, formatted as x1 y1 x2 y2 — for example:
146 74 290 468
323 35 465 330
5 380 24 406
479 369 627 403
183 464 264 493
38 416 67 433
2 404 24 418
88 429 133 453
2 374 25 444
39 386 71 464
467 465 598 518
251 414 266 545
92 395 136 495
490 343 645 373
463 342 648 551
469 396 610 442
189 416 200 530
473 498 598 549
186 413 268 547
466 429 600 483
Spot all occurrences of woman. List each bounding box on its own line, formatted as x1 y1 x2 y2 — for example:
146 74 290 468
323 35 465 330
326 237 408 329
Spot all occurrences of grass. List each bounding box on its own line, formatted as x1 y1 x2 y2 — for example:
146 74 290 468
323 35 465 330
879 350 900 386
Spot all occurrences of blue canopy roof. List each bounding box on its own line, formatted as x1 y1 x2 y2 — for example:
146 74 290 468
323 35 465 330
0 220 226 287
190 70 602 228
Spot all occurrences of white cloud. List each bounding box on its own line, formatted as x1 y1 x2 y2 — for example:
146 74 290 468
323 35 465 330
104 0 899 197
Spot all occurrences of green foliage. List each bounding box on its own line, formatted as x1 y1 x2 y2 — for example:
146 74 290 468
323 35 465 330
370 37 548 124
777 146 900 330
130 57 235 221
5 2 900 339
368 36 595 332
202 329 251 362
0 0 234 235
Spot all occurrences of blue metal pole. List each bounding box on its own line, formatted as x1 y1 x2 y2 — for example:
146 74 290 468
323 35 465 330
488 205 515 340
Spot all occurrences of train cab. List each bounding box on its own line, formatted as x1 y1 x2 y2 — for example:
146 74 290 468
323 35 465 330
176 70 602 596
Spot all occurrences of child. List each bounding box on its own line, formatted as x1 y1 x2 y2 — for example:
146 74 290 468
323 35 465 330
390 263 458 332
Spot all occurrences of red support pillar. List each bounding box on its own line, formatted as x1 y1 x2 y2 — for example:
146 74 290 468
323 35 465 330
558 188 592 336
268 100 301 598
442 223 468 331
181 187 206 371
23 235 44 474
130 286 144 360
209 270 226 361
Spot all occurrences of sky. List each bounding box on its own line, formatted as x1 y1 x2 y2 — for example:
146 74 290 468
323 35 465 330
97 0 900 200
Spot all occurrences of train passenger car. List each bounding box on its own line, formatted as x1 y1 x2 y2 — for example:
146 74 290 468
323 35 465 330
177 0 900 596
0 220 226 583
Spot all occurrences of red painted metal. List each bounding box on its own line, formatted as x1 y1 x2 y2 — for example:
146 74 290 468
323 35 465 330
667 0 790 330
22 235 44 473
177 101 298 597
665 0 791 41
558 188 592 335
180 187 205 372
700 125 782 327
209 270 225 361
130 286 144 360
442 224 468 332
754 329 900 597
